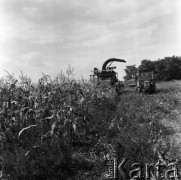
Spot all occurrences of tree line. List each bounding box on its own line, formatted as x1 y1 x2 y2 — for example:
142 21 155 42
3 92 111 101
124 56 181 81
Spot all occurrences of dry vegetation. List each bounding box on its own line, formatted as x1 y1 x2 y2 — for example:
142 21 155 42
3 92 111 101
0 70 181 179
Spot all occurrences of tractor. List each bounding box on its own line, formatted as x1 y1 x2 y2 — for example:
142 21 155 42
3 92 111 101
90 58 126 93
136 69 156 93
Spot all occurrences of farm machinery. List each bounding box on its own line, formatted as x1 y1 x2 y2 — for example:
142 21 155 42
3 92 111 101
136 69 156 93
90 58 126 93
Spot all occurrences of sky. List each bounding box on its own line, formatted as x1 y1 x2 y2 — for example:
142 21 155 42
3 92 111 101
0 0 181 82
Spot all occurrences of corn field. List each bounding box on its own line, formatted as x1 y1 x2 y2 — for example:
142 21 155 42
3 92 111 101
1 71 181 179
0 70 119 179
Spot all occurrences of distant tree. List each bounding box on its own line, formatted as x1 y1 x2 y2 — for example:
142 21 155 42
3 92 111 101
124 65 138 81
139 56 181 81
152 56 181 81
138 59 155 71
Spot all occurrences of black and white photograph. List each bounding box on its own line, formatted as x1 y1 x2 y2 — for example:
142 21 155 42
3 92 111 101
0 0 181 179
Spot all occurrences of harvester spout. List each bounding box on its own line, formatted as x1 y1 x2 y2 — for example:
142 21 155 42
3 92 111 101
90 58 126 86
102 58 126 71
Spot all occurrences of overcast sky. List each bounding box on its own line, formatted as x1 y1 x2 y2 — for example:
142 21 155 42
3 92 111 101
0 0 181 82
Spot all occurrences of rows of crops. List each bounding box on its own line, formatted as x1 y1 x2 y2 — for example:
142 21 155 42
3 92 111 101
1 70 181 179
0 71 119 179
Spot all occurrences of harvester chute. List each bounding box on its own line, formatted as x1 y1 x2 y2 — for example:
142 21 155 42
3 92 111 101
92 58 126 84
90 58 126 93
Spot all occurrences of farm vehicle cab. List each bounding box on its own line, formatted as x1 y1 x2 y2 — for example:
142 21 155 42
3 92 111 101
136 70 156 93
90 58 126 93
